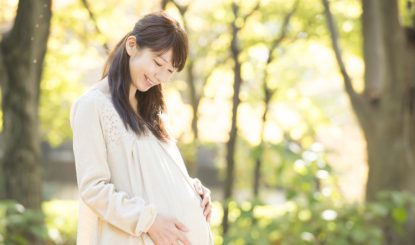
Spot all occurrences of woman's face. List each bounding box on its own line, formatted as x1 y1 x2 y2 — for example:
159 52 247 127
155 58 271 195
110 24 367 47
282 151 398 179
125 36 176 92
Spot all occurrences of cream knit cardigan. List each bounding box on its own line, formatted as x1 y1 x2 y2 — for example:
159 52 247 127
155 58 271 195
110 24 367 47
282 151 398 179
70 87 213 245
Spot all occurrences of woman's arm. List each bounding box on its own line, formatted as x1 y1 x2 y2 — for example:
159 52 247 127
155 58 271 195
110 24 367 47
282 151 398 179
70 94 157 237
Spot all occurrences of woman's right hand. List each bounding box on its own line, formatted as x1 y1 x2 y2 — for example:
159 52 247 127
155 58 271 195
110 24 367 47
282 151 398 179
147 214 191 245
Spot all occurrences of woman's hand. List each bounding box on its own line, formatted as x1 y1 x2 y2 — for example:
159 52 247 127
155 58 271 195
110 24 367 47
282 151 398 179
193 178 212 223
147 214 191 245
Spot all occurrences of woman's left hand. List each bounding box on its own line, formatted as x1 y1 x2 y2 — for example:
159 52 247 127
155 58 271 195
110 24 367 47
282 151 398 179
193 178 212 223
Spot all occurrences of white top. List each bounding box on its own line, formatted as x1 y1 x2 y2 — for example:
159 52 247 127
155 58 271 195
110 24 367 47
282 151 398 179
70 85 213 245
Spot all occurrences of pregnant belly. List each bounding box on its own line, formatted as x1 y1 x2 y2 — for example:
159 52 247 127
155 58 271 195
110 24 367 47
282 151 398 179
180 188 211 244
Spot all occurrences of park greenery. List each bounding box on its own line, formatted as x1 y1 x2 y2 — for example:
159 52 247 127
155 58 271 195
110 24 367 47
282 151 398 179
1 0 415 244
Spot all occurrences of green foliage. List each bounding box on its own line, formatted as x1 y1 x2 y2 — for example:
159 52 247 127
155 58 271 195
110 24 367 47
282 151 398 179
268 201 382 245
0 200 78 245
400 0 415 27
370 191 415 237
274 139 341 204
2 192 414 245
177 140 199 174
39 1 87 147
0 200 49 245
225 132 415 244
42 200 78 245
221 191 415 245
222 199 273 245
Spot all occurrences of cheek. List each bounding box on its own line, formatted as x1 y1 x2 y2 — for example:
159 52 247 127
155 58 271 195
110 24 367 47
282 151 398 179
161 72 174 82
129 57 145 77
149 62 159 74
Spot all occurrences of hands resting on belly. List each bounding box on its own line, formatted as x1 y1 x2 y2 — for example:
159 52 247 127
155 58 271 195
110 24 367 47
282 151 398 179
193 178 212 223
147 179 212 245
147 214 191 245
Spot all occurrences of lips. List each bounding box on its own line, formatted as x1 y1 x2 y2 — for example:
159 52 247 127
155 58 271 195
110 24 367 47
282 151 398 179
145 75 156 86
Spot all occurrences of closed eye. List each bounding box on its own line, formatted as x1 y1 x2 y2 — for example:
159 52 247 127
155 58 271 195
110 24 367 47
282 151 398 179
154 58 174 73
154 60 162 67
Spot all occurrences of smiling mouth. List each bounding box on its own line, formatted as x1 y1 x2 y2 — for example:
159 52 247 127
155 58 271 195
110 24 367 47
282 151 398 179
145 75 156 86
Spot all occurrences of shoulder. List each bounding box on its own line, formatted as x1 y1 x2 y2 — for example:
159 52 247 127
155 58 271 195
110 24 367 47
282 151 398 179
70 87 130 146
70 89 108 129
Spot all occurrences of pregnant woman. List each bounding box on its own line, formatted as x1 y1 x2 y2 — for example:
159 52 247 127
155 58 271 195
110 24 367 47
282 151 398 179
70 11 213 245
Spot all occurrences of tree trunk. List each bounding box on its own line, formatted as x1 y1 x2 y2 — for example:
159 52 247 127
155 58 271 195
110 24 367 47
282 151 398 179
252 0 298 200
253 79 271 199
0 0 52 211
361 0 415 201
221 1 260 235
222 2 243 235
253 104 268 198
187 59 199 140
323 0 415 243
161 0 201 177
0 47 6 199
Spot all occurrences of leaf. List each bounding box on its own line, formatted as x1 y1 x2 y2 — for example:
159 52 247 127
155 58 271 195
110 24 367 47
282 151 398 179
370 203 389 218
392 207 407 224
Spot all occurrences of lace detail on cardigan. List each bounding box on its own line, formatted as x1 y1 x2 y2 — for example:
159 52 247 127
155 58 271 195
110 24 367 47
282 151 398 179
88 89 130 147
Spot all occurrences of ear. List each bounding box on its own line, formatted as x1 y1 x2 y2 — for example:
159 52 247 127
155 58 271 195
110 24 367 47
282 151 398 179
125 35 138 57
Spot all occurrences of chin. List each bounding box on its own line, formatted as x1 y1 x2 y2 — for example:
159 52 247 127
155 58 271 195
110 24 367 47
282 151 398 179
138 86 151 92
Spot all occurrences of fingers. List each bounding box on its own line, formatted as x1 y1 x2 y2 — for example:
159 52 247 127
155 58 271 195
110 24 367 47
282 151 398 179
169 237 190 245
199 187 212 222
201 188 211 207
203 202 212 216
206 211 211 223
193 179 204 195
201 194 210 207
174 219 189 232
174 219 191 245
175 230 191 245
148 215 192 245
192 180 213 223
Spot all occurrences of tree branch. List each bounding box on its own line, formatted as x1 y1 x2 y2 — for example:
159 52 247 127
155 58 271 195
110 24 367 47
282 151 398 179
80 0 110 54
322 0 371 104
0 48 8 90
322 0 356 96
268 0 300 64
322 0 372 130
242 1 260 24
260 0 300 103
160 0 168 10
170 0 189 15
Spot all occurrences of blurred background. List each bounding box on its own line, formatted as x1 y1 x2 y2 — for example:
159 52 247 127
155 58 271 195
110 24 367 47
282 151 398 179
1 0 415 244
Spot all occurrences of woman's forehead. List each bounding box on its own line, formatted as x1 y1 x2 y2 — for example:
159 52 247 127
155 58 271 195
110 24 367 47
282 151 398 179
153 49 172 60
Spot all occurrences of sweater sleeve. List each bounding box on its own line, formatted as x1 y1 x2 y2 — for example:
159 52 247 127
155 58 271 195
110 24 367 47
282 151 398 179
70 93 157 237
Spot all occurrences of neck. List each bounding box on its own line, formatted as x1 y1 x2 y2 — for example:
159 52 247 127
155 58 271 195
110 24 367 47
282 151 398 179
129 84 138 112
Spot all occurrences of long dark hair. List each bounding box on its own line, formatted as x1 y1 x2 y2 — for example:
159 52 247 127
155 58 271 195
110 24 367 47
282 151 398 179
101 11 188 142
